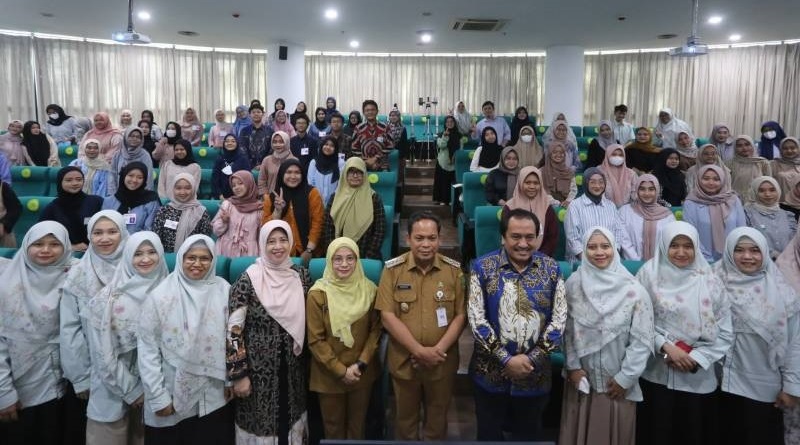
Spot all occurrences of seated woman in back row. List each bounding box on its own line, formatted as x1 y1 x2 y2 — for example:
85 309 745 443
484 147 520 206
152 173 212 253
502 166 559 258
470 127 503 172
40 166 103 252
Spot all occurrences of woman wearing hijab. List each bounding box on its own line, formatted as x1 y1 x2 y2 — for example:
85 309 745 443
625 127 661 173
0 120 26 165
433 115 461 205
675 131 698 171
453 101 473 136
503 166 560 258
152 173 212 253
387 109 410 160
271 110 297 138
268 98 286 125
108 127 154 196
713 228 800 445
509 125 544 168
118 110 134 129
771 137 800 211
140 110 163 141
0 222 75 444
209 109 233 149
138 120 157 162
653 148 688 206
263 159 325 263
545 121 581 171
227 221 311 444
324 96 339 123
102 162 161 234
81 112 124 163
599 144 638 207
564 167 639 261
179 108 203 147
777 230 800 445
685 144 731 196
635 221 732 445
84 232 168 445
618 175 676 261
40 166 104 251
653 108 692 149
541 141 577 207
291 102 308 128
152 121 182 165
213 135 251 200
70 138 113 197
138 235 233 443
157 139 200 199
485 147 520 206
587 120 617 169
509 106 536 147
560 227 654 445
344 111 362 138
470 127 503 172
212 171 263 257
323 157 386 261
308 137 345 205
759 121 788 160
542 112 578 149
21 121 60 167
232 105 252 139
684 164 747 261
44 104 78 146
309 107 332 140
257 131 296 196
307 237 381 439
743 176 796 259
728 135 772 203
710 123 735 161
0 180 21 248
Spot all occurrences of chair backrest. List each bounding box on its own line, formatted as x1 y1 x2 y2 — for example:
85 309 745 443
199 169 214 199
193 147 218 170
671 206 683 221
454 150 475 183
623 260 645 275
387 150 399 172
163 252 230 279
461 172 489 222
583 126 599 137
554 206 568 261
0 247 17 258
198 199 221 220
367 171 397 210
381 204 394 261
58 145 79 166
474 206 502 257
308 258 384 285
12 166 51 196
15 196 57 242
571 126 583 137
227 255 305 283
577 137 593 150
558 260 574 280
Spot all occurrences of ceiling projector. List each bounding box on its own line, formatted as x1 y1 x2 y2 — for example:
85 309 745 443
670 36 708 57
112 31 151 44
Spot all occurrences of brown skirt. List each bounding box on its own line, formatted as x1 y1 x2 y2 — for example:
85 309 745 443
559 381 637 445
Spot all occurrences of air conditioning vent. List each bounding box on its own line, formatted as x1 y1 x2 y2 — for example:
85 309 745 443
451 19 507 32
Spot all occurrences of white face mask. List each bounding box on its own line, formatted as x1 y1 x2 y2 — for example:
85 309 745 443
49 113 59 120
520 135 533 143
608 156 625 167
165 129 177 138
764 130 777 140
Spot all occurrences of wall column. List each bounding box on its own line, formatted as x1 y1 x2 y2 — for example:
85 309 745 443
266 43 305 111
544 45 585 125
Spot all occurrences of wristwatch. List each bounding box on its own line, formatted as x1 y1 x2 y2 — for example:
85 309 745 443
356 360 368 372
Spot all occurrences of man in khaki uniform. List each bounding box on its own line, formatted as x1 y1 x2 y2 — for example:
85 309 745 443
375 211 466 441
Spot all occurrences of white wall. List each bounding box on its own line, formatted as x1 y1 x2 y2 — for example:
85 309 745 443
544 45 585 126
266 43 305 112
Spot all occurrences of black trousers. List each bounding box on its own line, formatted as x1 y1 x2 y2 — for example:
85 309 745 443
636 378 720 445
473 385 549 442
144 404 234 445
0 397 64 445
719 391 784 445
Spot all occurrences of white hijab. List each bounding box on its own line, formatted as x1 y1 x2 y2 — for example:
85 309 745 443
139 235 229 415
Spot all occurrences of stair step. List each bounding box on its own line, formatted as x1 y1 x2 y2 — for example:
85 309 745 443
404 162 436 179
400 195 451 219
404 177 434 195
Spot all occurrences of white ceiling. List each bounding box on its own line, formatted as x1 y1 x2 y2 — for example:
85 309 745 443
1 0 798 52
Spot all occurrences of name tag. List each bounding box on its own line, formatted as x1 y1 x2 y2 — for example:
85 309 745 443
220 131 228 138
222 165 233 175
396 284 412 290
164 219 179 230
123 213 137 225
192 125 200 131
377 136 384 143
83 217 91 225
338 153 346 160
301 148 309 156
319 131 327 138
436 307 448 327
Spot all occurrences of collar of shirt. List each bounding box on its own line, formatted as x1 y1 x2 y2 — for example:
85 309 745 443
499 248 540 273
579 194 611 207
405 252 443 273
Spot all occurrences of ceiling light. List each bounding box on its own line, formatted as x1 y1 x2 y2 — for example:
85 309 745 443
324 8 338 20
137 11 151 21
349 40 359 48
420 33 432 43
729 34 742 41
707 16 722 24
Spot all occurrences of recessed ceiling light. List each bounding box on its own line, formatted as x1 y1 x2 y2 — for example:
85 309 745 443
39 12 54 18
422 12 432 17
349 40 359 48
729 34 742 41
707 16 722 24
177 30 198 36
324 8 338 20
657 33 678 40
420 33 432 43
137 11 151 21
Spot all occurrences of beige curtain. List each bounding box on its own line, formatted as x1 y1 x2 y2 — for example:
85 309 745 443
305 55 545 120
0 35 36 124
30 36 266 124
584 43 800 137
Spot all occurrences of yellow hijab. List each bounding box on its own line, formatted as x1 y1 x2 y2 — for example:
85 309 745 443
309 237 376 348
329 157 375 240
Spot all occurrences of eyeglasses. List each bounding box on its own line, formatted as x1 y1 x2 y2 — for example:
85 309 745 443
184 255 212 264
333 256 357 265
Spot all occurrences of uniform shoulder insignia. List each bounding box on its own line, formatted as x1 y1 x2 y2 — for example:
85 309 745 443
384 255 406 269
440 255 461 269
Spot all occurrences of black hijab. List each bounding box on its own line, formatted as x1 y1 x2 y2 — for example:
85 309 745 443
221 135 245 163
141 110 158 126
46 104 71 126
165 121 182 145
313 107 328 129
654 148 687 206
171 139 197 167
52 166 92 239
314 137 341 182
272 159 313 248
510 106 535 146
347 111 362 128
441 116 462 157
138 119 157 154
113 162 160 213
582 167 606 205
478 126 503 169
21 121 51 166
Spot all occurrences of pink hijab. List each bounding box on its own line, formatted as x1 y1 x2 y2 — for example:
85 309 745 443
245 220 305 355
600 144 637 206
685 164 738 255
630 174 673 260
505 166 551 237
271 110 297 137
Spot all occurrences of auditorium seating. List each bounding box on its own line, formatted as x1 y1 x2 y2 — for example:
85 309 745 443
15 196 56 240
474 205 502 257
193 146 218 170
367 171 397 210
11 166 50 196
